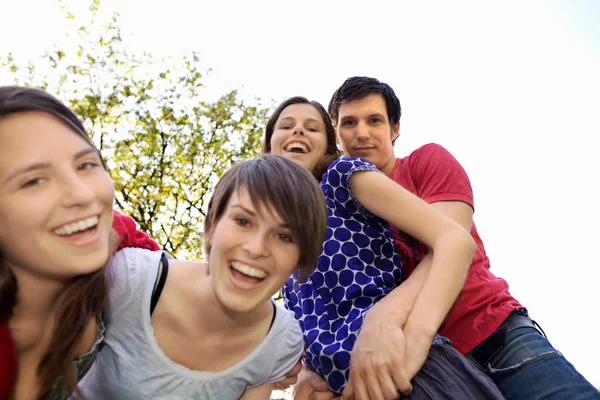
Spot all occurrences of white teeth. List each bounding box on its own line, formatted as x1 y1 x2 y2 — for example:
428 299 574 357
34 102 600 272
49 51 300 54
284 142 309 154
231 261 267 279
54 216 99 236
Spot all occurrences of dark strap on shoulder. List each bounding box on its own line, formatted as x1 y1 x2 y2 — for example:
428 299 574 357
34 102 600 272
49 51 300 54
269 302 277 331
150 253 169 315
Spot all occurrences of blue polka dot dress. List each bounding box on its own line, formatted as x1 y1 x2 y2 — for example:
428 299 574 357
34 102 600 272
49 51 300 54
283 157 403 393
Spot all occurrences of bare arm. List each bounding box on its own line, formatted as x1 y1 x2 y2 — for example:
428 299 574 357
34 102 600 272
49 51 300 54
369 253 433 325
351 171 475 336
239 383 275 400
341 172 475 400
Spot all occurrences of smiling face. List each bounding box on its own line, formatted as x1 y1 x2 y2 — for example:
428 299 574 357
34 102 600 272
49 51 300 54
206 187 300 313
269 103 329 174
0 111 115 282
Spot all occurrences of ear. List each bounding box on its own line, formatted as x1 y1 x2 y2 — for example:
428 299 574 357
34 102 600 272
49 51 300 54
391 122 400 142
334 127 344 151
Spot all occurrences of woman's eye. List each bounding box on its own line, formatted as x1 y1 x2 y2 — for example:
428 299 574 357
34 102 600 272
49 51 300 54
278 233 294 243
234 217 250 227
21 177 45 188
79 161 100 170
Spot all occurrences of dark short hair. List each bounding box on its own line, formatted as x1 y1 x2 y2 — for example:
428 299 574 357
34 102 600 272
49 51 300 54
328 76 402 127
262 96 340 181
204 154 327 281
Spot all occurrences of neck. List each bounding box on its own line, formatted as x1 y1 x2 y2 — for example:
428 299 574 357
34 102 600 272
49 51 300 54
195 277 270 334
10 266 65 320
379 153 397 177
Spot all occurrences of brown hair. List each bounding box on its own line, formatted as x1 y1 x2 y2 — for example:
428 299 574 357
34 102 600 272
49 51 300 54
262 96 341 181
204 154 327 280
0 86 112 398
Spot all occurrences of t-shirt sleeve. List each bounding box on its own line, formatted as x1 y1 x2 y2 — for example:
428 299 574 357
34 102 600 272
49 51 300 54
264 306 304 384
105 248 155 317
112 210 161 251
323 157 383 221
406 144 474 210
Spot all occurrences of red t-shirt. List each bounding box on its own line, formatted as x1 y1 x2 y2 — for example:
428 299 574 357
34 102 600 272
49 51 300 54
112 211 161 251
391 143 523 354
0 323 17 399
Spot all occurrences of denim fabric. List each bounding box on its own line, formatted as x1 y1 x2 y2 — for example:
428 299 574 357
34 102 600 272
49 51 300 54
470 314 600 400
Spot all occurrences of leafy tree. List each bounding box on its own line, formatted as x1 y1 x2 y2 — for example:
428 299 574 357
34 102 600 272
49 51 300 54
1 0 268 259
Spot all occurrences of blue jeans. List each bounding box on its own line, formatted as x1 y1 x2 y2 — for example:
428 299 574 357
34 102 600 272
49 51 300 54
470 315 600 400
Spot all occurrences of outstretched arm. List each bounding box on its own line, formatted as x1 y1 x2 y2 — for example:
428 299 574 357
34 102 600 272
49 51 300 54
341 171 475 400
351 171 474 333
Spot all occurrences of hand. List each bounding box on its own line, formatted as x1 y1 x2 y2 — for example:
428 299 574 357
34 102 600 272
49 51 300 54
341 306 413 400
292 365 338 400
274 357 303 390
403 322 435 381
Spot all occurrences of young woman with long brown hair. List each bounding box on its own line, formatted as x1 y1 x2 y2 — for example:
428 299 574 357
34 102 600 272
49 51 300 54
0 86 119 399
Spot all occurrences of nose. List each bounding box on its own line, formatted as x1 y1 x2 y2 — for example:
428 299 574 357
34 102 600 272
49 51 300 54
356 121 370 140
242 232 270 258
59 172 96 208
293 124 304 136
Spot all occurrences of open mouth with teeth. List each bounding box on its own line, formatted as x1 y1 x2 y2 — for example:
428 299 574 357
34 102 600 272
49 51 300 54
230 261 267 286
53 216 99 239
284 142 309 154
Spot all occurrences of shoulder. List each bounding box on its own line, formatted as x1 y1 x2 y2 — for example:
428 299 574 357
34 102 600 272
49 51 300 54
258 303 303 384
401 142 469 178
273 302 301 330
329 157 377 172
323 157 381 189
109 248 163 273
106 248 164 302
405 143 455 162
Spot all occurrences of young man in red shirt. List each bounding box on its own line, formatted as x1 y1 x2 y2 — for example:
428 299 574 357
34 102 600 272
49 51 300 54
293 77 599 400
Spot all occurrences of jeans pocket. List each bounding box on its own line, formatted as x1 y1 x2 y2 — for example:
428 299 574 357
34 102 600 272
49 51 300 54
485 327 563 377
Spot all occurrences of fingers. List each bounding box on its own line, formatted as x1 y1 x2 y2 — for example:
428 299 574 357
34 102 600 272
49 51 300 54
309 390 340 400
340 380 353 400
276 358 303 389
308 374 330 392
392 370 413 396
377 369 402 400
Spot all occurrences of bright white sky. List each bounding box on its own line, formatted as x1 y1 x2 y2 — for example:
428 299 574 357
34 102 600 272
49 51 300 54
1 0 599 389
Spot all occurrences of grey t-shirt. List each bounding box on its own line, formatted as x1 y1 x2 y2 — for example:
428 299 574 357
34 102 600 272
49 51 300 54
78 248 303 399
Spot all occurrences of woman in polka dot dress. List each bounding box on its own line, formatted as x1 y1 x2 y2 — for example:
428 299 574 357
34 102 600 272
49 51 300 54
263 97 505 399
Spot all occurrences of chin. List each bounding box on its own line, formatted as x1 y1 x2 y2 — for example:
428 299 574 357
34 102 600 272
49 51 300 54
219 292 265 315
75 250 111 276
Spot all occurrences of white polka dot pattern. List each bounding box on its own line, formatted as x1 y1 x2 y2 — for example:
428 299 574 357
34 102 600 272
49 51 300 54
283 157 403 393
